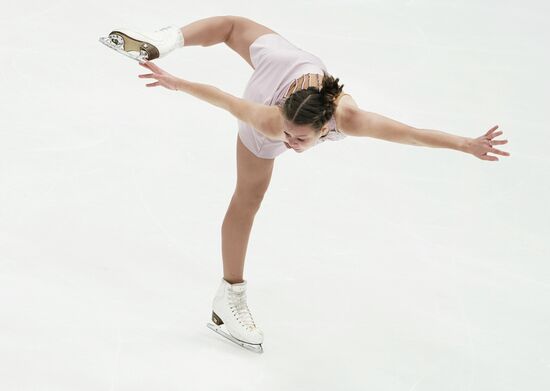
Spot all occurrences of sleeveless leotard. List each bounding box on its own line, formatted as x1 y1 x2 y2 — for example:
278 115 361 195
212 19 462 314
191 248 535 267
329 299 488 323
238 33 347 159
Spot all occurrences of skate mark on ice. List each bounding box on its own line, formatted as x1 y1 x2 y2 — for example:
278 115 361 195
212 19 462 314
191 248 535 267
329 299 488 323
408 370 432 391
451 256 476 391
109 323 122 391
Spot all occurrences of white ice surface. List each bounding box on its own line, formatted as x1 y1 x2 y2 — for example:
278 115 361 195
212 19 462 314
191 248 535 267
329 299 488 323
1 1 549 390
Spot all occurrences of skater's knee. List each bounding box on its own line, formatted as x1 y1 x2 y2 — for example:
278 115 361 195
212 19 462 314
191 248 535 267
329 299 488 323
232 191 265 212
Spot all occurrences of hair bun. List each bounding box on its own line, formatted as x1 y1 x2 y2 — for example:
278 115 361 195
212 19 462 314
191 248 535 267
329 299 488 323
279 71 345 132
319 72 344 121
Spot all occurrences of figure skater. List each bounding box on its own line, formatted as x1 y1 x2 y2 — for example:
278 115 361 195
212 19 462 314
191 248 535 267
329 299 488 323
100 15 510 353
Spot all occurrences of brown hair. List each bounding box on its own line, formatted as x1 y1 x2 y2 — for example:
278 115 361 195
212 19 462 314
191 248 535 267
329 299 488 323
278 71 344 134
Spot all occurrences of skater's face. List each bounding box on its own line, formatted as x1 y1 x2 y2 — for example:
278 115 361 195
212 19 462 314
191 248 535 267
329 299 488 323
282 119 329 153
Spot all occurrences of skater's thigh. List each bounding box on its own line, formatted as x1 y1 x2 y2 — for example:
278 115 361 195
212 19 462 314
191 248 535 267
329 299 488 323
225 16 278 70
234 133 274 204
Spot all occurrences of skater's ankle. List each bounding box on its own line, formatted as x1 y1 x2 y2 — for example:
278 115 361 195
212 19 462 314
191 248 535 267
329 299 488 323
224 277 244 284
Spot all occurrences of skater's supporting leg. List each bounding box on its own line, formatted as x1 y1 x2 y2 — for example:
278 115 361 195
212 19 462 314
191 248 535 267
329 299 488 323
221 199 257 284
221 135 274 284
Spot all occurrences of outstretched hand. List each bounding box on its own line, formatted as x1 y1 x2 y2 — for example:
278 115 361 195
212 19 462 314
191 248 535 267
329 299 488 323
138 60 182 91
466 125 510 161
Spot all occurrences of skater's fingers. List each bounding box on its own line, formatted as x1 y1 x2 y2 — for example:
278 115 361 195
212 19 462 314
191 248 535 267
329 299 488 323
489 147 510 156
140 60 161 72
140 73 163 80
485 125 499 135
147 61 162 71
479 153 499 161
146 81 160 87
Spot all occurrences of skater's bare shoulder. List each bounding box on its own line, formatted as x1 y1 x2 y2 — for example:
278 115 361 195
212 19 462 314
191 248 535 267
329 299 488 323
333 92 359 135
261 105 286 140
230 98 281 140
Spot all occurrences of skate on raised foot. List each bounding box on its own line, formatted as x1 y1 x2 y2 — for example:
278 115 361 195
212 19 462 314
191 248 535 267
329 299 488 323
206 278 264 354
98 25 184 62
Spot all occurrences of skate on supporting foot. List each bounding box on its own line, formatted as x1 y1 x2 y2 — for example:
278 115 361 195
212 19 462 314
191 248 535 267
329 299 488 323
98 25 184 62
206 278 264 353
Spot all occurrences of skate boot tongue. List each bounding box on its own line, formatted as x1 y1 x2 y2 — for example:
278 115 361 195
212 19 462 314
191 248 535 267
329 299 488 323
228 281 247 293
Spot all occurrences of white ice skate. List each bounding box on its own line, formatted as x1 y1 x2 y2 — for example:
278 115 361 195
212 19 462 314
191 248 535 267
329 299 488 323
98 25 184 62
206 278 264 354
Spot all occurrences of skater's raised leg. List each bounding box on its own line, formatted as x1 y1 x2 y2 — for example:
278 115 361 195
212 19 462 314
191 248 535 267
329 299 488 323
183 15 278 69
99 15 233 61
179 16 234 47
100 15 278 63
221 135 274 284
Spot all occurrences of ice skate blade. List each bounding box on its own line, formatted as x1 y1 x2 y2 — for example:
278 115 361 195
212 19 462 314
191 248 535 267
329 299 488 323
206 323 264 354
98 36 148 62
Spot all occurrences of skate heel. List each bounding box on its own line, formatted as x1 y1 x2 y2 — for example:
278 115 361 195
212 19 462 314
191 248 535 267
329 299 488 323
109 31 160 60
211 311 224 326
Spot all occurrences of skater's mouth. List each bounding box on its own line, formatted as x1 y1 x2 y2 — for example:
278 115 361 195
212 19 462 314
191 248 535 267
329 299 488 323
284 141 300 150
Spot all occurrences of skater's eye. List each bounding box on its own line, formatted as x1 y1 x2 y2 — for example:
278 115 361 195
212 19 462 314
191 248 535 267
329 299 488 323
284 131 305 142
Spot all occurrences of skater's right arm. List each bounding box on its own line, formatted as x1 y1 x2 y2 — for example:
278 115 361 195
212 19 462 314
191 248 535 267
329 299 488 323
138 61 280 140
181 80 280 140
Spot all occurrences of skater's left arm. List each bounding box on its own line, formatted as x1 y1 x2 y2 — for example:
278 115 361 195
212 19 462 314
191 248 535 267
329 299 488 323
340 107 510 161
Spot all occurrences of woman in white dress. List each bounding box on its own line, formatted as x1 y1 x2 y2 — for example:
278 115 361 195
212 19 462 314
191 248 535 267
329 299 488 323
101 15 510 352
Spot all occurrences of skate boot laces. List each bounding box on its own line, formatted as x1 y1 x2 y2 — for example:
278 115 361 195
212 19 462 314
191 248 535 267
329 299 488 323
228 290 257 331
